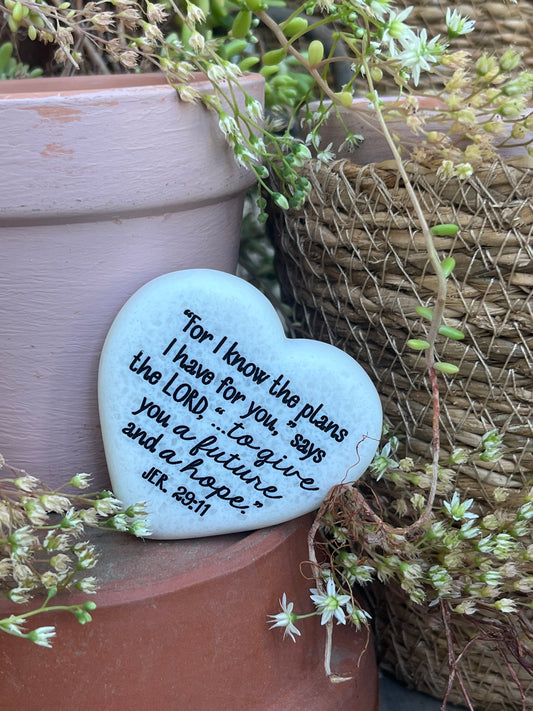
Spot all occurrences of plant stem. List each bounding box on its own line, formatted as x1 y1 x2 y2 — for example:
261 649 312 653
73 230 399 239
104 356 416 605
363 88 449 531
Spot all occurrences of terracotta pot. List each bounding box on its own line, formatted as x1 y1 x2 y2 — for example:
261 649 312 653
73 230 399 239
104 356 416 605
0 515 379 710
0 72 263 491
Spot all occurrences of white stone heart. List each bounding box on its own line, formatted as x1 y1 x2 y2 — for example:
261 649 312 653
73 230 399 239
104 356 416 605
98 270 382 539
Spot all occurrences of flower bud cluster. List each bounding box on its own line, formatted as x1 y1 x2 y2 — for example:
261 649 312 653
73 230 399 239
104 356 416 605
0 456 150 647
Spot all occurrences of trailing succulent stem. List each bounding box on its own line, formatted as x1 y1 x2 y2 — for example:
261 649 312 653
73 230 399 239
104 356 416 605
0 456 149 646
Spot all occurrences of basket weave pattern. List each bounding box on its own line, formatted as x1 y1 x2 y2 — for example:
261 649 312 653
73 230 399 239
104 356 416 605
271 155 533 708
395 0 533 78
273 157 532 502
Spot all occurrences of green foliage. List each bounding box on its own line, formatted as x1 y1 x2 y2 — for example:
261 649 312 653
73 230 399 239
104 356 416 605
0 41 41 79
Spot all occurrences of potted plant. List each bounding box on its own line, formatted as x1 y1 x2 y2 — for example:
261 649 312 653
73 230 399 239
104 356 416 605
0 2 380 708
1 1 531 708
217 2 530 710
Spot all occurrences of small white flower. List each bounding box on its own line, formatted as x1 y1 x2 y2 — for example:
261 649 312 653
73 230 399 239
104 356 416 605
59 508 84 533
0 615 26 635
14 475 41 492
476 535 495 553
28 626 56 648
454 600 477 615
446 9 475 38
72 542 98 570
316 143 335 165
8 587 32 604
459 520 481 539
310 577 351 625
492 533 517 558
94 495 122 516
68 473 92 489
480 569 502 586
75 576 99 594
108 514 130 532
218 112 239 139
49 553 71 572
365 0 391 21
245 97 264 124
428 565 453 596
185 0 206 25
493 598 518 613
129 519 152 537
381 6 416 55
399 29 444 86
456 162 474 180
40 494 71 513
178 85 201 103
188 31 205 54
268 593 301 642
346 601 372 630
443 491 478 521
207 64 226 84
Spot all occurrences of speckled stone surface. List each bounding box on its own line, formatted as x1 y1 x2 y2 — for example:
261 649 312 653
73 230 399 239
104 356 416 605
99 269 382 539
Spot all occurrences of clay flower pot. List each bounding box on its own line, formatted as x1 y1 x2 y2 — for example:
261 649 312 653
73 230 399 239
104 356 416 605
0 514 379 710
0 77 379 710
0 72 263 491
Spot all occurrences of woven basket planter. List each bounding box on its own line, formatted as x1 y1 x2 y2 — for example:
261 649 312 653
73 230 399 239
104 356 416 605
270 119 533 706
371 583 533 710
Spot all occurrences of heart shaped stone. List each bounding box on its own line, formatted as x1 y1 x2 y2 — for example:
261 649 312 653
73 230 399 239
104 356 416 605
98 270 382 539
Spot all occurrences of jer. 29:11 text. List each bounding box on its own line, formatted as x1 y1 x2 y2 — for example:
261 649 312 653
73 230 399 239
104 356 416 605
141 467 211 517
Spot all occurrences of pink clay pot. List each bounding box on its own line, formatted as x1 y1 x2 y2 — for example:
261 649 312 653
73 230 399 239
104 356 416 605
0 515 379 710
0 76 379 711
0 72 263 491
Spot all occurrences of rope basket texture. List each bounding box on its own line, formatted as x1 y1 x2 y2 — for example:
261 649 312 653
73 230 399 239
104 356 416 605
396 0 533 72
270 152 533 707
371 582 533 709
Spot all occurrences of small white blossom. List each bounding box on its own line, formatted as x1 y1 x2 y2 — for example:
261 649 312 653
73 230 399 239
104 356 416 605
0 615 25 635
492 533 517 558
446 9 475 38
14 475 40 492
310 577 351 625
185 0 206 25
381 6 415 55
459 520 481 539
480 569 502 586
456 162 474 180
493 598 518 613
8 587 32 604
40 571 59 589
75 576 99 594
108 513 129 531
268 593 301 642
218 112 239 139
93 495 122 516
72 542 98 570
129 519 152 537
443 491 478 521
188 31 205 54
346 601 372 630
28 626 56 648
428 565 453 593
78 508 99 526
245 98 264 124
399 29 444 86
365 0 391 21
454 600 477 615
69 473 92 489
40 495 71 513
49 553 71 572
316 143 335 164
